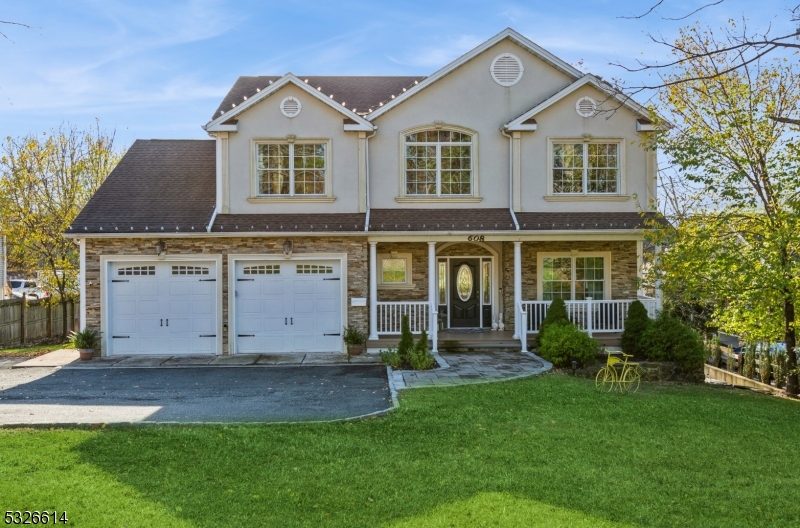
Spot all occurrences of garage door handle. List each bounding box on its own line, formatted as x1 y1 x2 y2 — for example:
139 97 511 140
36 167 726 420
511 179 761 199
112 335 130 338
290 317 293 325
160 319 163 327
238 334 255 337
166 319 169 327
285 317 287 325
323 278 340 281
111 280 129 283
199 279 216 282
324 333 341 336
237 278 255 282
199 334 216 337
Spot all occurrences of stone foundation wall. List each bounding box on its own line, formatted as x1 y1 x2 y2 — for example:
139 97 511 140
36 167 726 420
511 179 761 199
85 236 368 354
501 240 639 332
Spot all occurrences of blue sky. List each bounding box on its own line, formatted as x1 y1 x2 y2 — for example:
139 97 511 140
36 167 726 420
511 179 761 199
1 0 796 147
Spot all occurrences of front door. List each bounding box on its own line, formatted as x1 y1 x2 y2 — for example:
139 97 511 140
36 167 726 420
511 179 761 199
450 258 480 327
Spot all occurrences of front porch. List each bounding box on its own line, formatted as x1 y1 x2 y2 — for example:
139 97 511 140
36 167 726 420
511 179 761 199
366 239 660 353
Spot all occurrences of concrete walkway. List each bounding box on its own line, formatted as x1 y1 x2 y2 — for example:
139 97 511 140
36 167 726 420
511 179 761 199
11 350 381 369
391 350 551 390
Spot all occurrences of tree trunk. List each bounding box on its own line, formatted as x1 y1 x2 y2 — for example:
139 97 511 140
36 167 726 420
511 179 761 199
784 298 797 396
61 297 68 340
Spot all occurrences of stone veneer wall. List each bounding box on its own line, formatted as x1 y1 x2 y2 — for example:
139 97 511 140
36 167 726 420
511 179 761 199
375 242 428 302
85 237 368 354
501 240 639 332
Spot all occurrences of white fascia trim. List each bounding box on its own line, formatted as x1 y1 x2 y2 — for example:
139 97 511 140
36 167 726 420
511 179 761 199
367 28 583 120
505 75 651 130
203 73 374 132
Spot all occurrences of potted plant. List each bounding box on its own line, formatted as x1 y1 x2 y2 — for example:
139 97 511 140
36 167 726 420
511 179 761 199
343 325 367 359
69 327 101 360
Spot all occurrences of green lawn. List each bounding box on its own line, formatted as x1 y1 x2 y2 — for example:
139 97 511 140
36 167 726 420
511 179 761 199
0 342 69 357
2 374 800 527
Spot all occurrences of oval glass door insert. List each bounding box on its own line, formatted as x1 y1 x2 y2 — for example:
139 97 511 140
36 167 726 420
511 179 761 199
457 264 473 301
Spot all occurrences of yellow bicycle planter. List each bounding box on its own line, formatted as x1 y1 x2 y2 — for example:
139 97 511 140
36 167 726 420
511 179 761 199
595 352 644 393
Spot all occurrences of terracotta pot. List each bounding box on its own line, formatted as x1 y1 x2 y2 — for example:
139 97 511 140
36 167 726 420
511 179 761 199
78 348 94 361
348 345 365 356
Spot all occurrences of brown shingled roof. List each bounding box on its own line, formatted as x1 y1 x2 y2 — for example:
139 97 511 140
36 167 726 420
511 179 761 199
212 76 425 120
211 213 366 233
368 209 517 231
514 212 661 230
68 140 216 234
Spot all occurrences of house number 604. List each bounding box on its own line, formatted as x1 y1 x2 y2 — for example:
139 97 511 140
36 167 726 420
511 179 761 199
467 235 485 242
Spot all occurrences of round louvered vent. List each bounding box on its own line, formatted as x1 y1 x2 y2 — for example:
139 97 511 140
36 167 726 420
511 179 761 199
575 96 597 117
490 53 524 86
280 96 302 118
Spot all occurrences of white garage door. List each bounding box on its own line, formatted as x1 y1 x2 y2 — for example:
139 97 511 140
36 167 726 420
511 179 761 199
108 262 218 355
234 260 342 354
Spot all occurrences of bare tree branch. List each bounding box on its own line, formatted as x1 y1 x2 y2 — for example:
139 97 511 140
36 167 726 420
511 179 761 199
0 19 31 42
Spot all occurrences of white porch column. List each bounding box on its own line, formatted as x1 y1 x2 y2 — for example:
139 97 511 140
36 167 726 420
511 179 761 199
428 241 438 353
512 241 522 339
368 241 378 340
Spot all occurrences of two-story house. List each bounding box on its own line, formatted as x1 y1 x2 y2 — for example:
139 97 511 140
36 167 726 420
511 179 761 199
67 28 660 357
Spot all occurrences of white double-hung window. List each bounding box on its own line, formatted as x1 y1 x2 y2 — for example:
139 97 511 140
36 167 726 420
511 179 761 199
405 130 473 196
540 254 609 301
256 142 327 196
552 141 620 194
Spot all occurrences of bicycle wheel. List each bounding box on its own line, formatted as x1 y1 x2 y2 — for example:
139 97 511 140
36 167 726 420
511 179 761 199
621 367 641 393
595 366 616 392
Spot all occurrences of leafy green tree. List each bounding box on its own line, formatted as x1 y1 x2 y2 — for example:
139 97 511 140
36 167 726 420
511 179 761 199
646 24 800 394
0 123 123 337
537 298 569 346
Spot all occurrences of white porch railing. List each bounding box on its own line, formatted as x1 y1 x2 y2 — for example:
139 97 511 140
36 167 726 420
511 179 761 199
521 297 658 335
376 301 430 334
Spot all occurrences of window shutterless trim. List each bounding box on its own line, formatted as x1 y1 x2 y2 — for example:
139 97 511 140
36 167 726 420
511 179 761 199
398 125 479 199
536 251 611 301
377 252 414 289
546 137 625 197
251 138 332 198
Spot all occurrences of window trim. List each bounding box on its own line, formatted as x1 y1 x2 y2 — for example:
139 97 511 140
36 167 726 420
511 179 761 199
546 137 625 197
536 252 611 301
398 125 480 200
377 253 414 289
251 138 333 199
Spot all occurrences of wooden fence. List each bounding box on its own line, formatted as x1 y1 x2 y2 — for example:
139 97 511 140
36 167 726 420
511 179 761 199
0 296 79 347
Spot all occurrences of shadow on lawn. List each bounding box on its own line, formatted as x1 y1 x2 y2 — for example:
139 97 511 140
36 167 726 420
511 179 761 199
74 376 800 528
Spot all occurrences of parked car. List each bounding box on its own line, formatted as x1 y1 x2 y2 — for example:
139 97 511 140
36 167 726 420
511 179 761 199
10 279 46 299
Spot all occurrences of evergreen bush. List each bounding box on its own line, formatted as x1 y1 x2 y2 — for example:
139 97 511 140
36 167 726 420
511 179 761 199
537 322 599 368
537 298 569 346
758 345 772 384
621 300 651 357
397 315 414 366
641 312 705 373
379 346 402 369
409 329 436 370
742 343 757 379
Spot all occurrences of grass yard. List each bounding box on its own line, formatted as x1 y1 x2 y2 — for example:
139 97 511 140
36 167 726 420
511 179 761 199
3 374 800 527
0 342 69 357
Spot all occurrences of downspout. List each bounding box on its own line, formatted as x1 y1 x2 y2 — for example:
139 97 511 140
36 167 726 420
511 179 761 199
206 207 219 233
501 128 520 231
364 128 377 232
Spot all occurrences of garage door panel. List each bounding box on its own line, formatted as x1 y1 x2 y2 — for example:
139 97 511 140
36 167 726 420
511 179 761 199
109 261 217 356
234 260 341 354
114 300 137 316
138 282 159 296
192 299 214 315
192 281 214 295
293 298 315 313
293 280 315 294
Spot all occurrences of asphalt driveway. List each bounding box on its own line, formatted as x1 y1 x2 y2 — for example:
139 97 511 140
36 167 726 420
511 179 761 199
0 365 391 425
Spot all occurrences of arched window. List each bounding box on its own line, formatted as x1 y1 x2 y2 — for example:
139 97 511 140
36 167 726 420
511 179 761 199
404 129 473 196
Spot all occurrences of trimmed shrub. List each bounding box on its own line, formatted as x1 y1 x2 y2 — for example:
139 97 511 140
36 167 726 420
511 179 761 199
397 315 414 366
758 345 772 384
538 322 599 368
773 350 787 388
538 298 569 346
621 300 651 357
410 329 436 370
379 347 402 369
707 335 723 368
641 312 705 373
742 343 757 379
